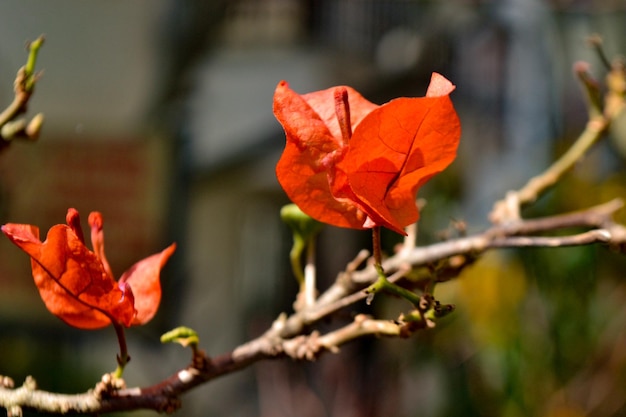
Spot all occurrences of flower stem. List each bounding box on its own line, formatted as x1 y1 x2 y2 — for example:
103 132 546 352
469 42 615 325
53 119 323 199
303 237 317 307
280 204 322 286
372 226 383 266
289 238 306 284
112 323 130 378
365 227 422 307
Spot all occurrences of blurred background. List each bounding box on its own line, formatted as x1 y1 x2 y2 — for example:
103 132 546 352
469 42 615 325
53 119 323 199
0 1 626 416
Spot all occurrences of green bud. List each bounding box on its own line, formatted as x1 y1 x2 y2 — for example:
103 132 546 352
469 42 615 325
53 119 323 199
161 326 200 348
280 204 323 283
280 204 323 242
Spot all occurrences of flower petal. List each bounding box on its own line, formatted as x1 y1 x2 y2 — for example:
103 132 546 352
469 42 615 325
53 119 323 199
119 243 176 325
2 222 135 329
425 72 456 97
274 81 370 229
341 74 461 233
301 84 378 141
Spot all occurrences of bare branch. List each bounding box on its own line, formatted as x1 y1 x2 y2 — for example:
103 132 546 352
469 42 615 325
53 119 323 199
2 196 624 415
490 56 626 224
0 35 45 153
490 116 608 224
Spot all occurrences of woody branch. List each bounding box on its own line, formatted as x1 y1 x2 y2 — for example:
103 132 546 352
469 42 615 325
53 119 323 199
0 36 44 144
1 195 625 415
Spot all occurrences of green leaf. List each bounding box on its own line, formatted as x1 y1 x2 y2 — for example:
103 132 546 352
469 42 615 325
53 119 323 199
161 326 200 348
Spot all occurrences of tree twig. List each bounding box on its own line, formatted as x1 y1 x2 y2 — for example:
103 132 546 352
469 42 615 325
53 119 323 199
489 58 625 224
1 197 624 415
0 35 45 147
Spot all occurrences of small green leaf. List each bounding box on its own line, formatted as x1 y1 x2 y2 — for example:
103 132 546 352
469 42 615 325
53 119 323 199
24 36 44 92
161 326 199 348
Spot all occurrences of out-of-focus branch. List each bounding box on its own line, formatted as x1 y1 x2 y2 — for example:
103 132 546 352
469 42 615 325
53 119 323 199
490 55 625 224
0 35 45 149
489 116 607 224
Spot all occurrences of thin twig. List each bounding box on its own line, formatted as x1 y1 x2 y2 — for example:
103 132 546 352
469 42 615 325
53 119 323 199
490 116 608 224
0 198 624 414
0 36 45 142
489 55 626 224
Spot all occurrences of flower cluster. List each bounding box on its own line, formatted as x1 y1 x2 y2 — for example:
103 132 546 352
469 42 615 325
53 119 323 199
273 72 461 235
2 208 175 329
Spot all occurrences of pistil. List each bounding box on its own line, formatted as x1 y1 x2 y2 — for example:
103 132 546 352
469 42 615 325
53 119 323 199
334 87 352 144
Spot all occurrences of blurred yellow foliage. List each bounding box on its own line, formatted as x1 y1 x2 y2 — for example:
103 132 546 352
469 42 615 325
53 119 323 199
453 251 528 347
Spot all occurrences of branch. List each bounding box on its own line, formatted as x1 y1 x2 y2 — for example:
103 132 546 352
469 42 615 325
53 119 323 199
0 35 45 149
1 197 624 415
324 199 626 294
490 58 625 224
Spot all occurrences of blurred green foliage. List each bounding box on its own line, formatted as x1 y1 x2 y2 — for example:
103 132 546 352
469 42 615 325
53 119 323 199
399 169 626 417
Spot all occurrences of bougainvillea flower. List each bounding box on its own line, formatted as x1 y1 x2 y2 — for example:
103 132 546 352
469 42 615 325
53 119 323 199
274 72 461 235
1 208 176 329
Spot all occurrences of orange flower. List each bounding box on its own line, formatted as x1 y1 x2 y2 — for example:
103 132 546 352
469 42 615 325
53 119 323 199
1 208 176 329
273 72 461 235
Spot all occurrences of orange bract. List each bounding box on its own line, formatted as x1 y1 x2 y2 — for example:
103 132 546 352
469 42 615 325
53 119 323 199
1 209 176 329
274 73 461 235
